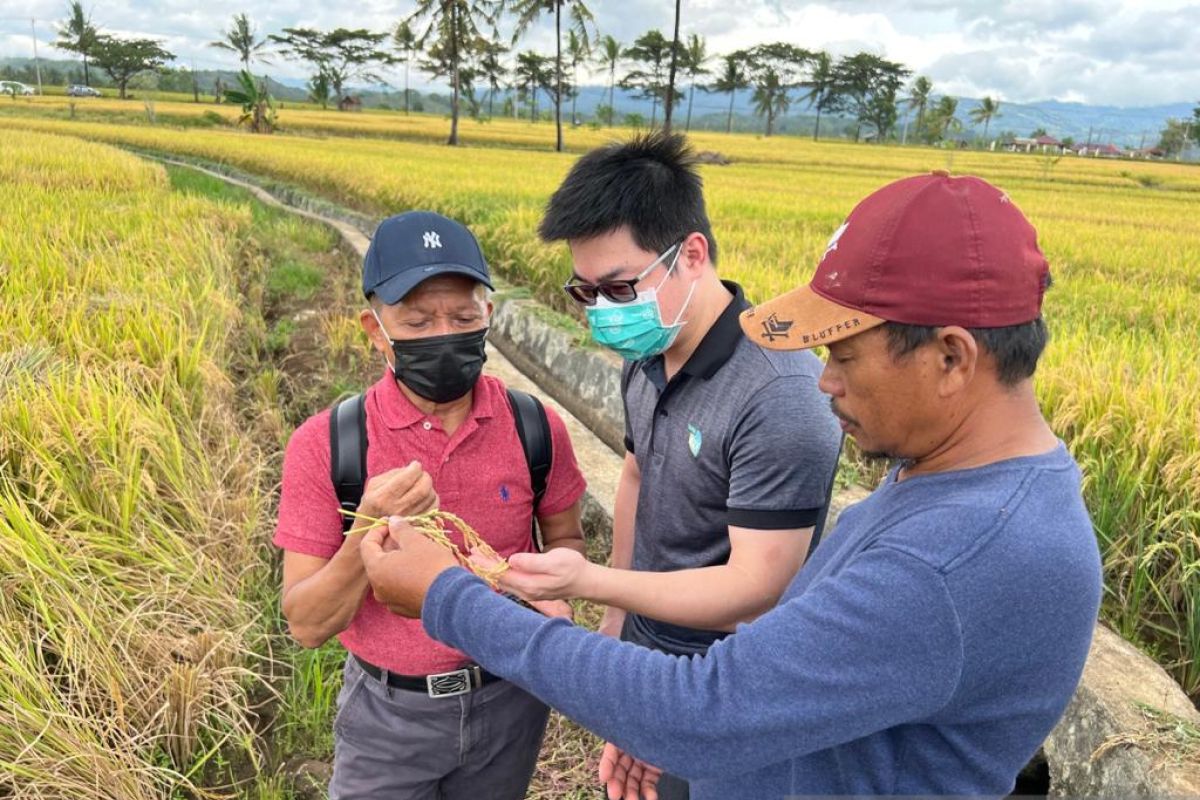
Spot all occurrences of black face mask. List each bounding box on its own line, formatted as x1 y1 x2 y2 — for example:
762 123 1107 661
387 328 488 404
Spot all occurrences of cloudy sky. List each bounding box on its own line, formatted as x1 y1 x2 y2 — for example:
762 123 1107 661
4 0 1198 107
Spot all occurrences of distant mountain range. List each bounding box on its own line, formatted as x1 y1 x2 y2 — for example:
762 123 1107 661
4 57 1193 147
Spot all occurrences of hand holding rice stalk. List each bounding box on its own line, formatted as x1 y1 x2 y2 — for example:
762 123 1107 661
339 507 511 589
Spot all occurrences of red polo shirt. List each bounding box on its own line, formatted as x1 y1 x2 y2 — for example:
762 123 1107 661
274 371 587 674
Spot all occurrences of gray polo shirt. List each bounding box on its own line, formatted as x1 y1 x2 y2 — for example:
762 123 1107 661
622 281 842 655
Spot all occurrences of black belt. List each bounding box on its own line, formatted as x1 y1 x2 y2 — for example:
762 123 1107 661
354 655 501 698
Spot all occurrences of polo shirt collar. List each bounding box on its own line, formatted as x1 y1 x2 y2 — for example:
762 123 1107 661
643 280 749 381
372 368 497 430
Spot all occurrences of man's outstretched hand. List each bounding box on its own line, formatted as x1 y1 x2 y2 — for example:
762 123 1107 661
472 546 593 602
598 741 662 800
360 517 460 618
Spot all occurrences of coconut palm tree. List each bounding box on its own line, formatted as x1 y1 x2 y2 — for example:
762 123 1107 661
969 95 1001 143
515 50 553 120
682 34 708 132
209 13 271 71
407 0 503 146
796 50 835 141
907 75 933 141
750 67 790 137
565 28 589 124
55 1 100 87
392 20 420 115
663 0 682 133
477 40 508 118
928 94 962 142
594 34 621 126
509 0 596 151
709 52 749 134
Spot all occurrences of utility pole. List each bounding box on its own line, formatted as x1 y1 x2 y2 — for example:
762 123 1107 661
30 18 43 95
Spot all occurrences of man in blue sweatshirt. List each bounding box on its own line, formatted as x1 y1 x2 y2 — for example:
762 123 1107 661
358 171 1104 799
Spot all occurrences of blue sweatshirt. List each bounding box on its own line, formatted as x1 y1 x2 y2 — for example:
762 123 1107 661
424 443 1102 798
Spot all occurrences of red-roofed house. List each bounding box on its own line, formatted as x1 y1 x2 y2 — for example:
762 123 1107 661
1035 134 1063 152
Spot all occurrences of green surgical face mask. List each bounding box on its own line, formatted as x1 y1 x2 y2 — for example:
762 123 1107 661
584 245 696 361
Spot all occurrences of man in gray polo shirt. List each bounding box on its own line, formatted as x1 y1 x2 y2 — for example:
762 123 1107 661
485 132 842 799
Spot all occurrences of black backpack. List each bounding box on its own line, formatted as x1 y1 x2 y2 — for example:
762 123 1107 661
330 388 553 549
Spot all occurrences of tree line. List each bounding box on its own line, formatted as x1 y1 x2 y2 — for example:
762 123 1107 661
55 0 1188 155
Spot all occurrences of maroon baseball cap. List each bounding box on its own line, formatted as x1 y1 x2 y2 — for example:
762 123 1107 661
739 171 1050 350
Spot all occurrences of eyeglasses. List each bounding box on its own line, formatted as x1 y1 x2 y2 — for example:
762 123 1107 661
562 242 682 306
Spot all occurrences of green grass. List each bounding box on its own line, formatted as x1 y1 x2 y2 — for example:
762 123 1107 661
274 640 345 759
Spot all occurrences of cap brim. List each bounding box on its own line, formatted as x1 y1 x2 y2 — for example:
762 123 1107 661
372 264 494 305
739 284 885 350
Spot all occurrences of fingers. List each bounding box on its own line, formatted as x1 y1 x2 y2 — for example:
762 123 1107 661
598 741 622 783
505 551 548 572
386 516 422 542
598 743 661 800
363 461 437 518
360 525 387 556
392 469 437 516
529 599 574 620
467 547 505 574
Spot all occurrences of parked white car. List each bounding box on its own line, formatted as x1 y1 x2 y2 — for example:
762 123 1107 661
0 81 36 96
67 85 102 97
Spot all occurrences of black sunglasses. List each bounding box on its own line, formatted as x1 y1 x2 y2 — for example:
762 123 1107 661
562 242 682 306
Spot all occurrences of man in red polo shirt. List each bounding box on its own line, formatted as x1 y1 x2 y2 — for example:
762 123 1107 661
274 210 587 799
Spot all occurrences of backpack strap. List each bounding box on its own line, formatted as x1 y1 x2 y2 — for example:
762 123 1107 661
507 388 553 551
330 393 367 534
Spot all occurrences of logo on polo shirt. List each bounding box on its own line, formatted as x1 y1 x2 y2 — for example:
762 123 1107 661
499 484 511 503
687 424 702 458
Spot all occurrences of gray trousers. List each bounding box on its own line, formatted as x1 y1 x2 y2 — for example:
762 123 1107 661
329 656 550 800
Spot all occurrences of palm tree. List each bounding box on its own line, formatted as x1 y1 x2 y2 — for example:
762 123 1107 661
710 53 749 134
594 34 621 126
682 34 708 132
477 40 508 118
515 50 552 120
209 13 271 72
929 95 962 142
663 0 682 133
796 50 835 141
509 0 596 152
55 1 100 87
392 21 420 115
906 75 932 142
969 95 1001 143
751 68 790 137
565 28 589 125
407 0 503 146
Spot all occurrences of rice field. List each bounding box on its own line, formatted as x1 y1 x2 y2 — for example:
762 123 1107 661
0 100 1196 783
0 129 276 797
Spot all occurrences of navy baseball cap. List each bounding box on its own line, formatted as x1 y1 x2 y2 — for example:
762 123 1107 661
363 210 494 304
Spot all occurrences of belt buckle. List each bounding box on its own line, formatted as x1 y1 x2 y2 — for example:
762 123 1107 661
426 667 476 698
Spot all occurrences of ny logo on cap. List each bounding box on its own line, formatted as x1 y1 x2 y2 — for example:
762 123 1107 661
423 231 442 249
